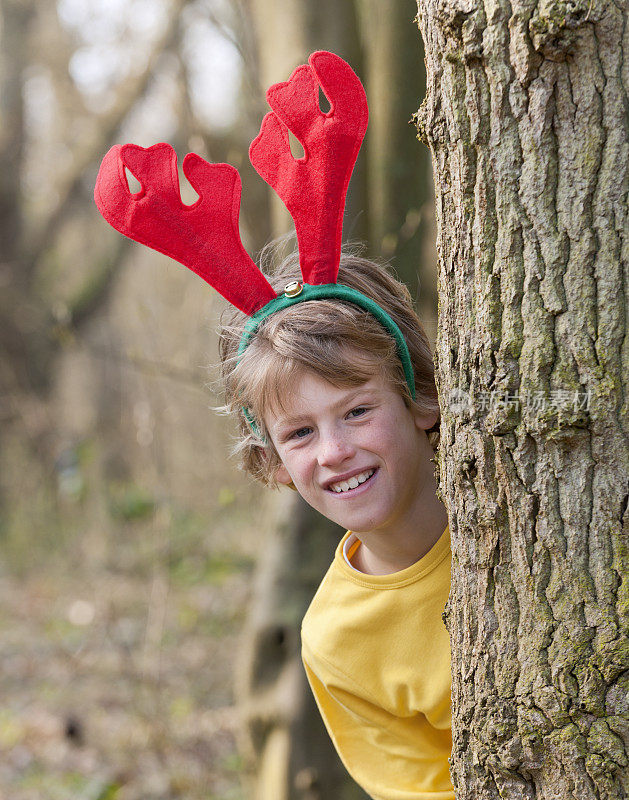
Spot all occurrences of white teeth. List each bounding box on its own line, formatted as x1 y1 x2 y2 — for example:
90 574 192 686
329 469 375 494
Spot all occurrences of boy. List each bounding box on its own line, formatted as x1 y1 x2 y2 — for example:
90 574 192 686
219 248 453 800
94 50 453 800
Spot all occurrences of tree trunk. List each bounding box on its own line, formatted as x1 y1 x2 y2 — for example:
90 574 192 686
359 0 436 324
415 1 629 798
0 0 47 399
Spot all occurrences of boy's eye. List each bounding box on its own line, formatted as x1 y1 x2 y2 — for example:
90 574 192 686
348 406 368 419
290 426 312 440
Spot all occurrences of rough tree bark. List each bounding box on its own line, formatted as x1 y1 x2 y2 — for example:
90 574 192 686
416 1 628 798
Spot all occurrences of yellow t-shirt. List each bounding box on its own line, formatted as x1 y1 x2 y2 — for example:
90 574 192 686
301 525 453 800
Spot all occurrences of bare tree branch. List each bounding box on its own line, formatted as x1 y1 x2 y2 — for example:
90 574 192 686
66 236 132 331
24 0 191 275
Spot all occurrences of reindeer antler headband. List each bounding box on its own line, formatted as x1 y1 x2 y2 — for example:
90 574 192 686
94 51 416 423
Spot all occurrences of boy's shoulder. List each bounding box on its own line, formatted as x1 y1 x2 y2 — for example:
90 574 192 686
302 526 451 657
301 527 452 719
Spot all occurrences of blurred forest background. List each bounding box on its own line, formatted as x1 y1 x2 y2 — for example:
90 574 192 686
0 0 437 798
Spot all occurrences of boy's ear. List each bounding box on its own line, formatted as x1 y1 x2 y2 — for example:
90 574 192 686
413 409 439 432
275 463 293 486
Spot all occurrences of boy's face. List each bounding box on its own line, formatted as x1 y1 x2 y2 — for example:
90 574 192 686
264 369 438 540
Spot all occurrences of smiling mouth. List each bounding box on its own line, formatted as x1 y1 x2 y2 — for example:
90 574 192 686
327 468 376 494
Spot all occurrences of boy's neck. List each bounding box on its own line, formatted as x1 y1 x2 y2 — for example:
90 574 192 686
351 505 448 575
350 473 449 576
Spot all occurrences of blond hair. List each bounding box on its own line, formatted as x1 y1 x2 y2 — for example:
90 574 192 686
218 243 439 485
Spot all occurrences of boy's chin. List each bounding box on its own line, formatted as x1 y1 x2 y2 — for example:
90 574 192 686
315 501 376 534
288 480 381 532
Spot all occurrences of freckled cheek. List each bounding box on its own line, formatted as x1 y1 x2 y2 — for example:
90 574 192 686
359 422 396 452
291 455 317 486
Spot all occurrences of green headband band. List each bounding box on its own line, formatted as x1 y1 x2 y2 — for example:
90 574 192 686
237 282 416 439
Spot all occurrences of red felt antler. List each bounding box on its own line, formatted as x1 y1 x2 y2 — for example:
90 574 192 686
94 142 277 315
249 51 368 286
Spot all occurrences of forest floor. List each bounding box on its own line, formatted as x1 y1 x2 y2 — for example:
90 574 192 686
0 485 270 800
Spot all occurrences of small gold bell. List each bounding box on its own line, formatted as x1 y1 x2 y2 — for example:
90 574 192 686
284 280 303 297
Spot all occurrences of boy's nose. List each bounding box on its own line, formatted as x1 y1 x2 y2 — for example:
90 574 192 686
316 432 355 467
